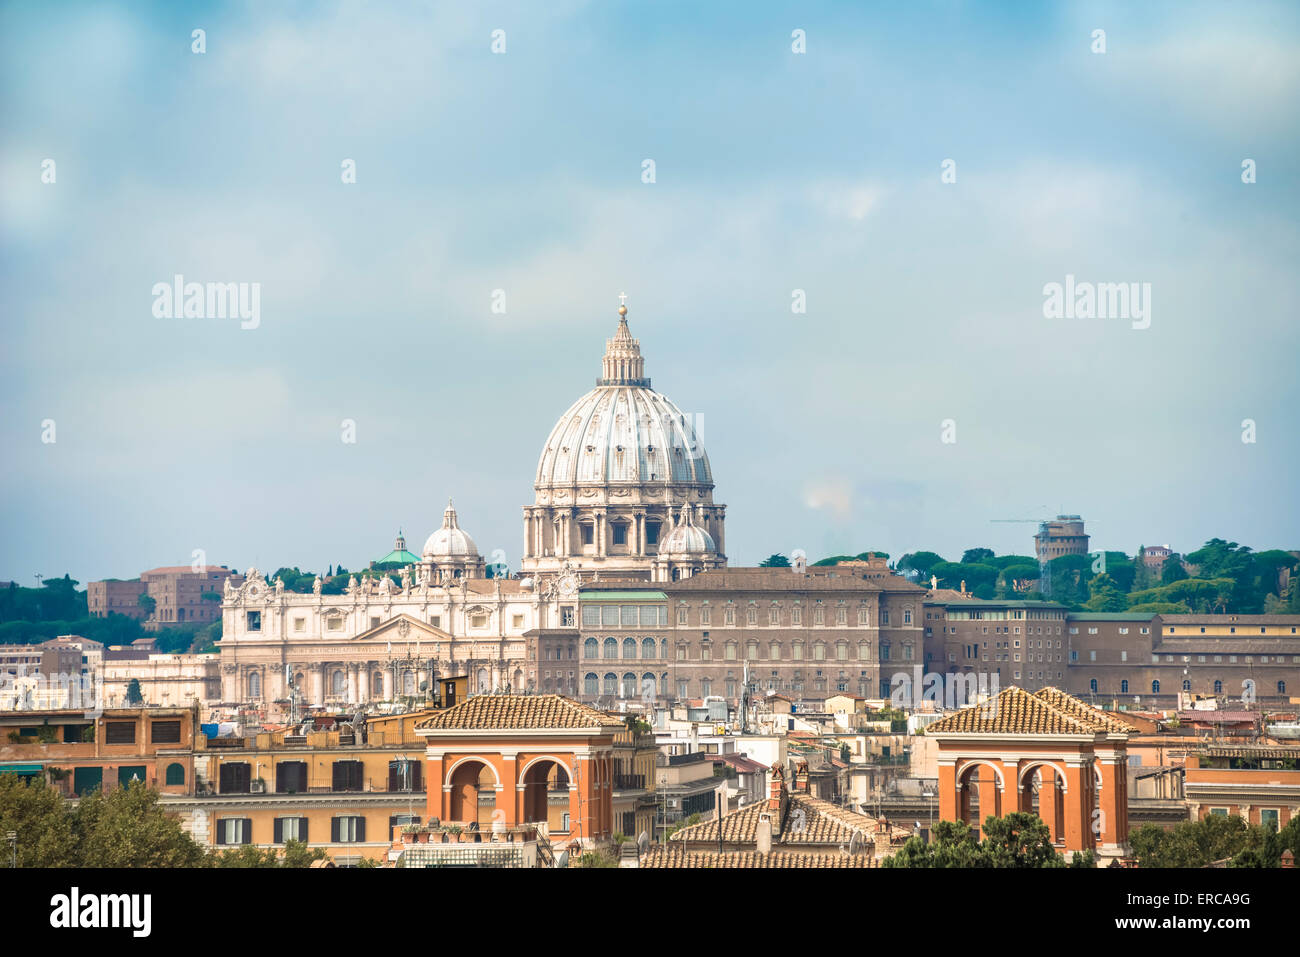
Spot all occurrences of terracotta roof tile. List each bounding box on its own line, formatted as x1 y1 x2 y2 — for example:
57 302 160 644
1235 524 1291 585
640 847 874 868
1031 686 1138 733
416 694 620 731
669 793 890 847
924 686 1124 736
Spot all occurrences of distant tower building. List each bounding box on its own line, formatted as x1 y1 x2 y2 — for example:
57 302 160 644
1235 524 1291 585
1034 515 1090 562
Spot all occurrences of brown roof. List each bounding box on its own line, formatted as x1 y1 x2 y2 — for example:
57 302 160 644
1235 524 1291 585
416 694 619 731
1031 687 1138 733
1161 614 1300 625
670 793 893 847
140 565 237 577
925 686 1135 737
665 567 924 594
641 847 874 868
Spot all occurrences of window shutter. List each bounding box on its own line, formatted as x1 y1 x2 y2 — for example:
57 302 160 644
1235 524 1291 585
411 761 422 791
242 819 253 844
356 817 365 843
274 818 283 843
216 821 227 845
299 818 309 843
332 762 344 791
388 762 398 792
331 818 340 843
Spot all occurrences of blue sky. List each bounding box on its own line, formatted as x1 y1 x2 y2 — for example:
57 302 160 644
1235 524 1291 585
2 1 1298 584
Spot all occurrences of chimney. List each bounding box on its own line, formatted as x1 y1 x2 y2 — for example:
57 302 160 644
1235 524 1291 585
756 814 772 857
795 762 809 793
768 770 783 811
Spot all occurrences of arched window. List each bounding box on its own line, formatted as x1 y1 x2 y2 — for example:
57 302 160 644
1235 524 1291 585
1152 680 1160 693
621 673 637 697
623 637 637 659
1279 680 1287 694
660 639 669 659
1121 679 1129 694
641 673 657 698
331 670 346 695
904 607 913 625
165 763 185 786
1090 679 1098 693
603 673 617 696
584 673 598 696
1182 679 1191 691
603 638 617 659
642 637 656 659
248 672 261 698
584 638 598 659
1213 679 1222 693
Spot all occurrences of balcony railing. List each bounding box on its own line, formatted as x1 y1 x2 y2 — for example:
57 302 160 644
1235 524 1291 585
614 773 646 790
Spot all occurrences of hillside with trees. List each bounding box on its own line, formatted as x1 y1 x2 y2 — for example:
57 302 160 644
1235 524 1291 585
821 539 1300 615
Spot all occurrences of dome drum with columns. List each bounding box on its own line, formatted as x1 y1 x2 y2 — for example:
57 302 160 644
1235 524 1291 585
522 302 726 581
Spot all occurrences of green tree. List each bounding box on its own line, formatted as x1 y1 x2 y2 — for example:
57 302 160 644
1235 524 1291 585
125 678 144 705
74 780 207 867
0 774 79 867
1084 574 1127 612
137 593 156 617
1160 556 1188 584
897 551 946 582
980 812 1063 868
961 548 995 564
883 816 1070 868
759 554 791 567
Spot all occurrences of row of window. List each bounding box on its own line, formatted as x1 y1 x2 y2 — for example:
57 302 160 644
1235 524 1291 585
216 759 421 794
104 719 183 745
215 815 371 845
1086 678 1287 695
580 671 878 699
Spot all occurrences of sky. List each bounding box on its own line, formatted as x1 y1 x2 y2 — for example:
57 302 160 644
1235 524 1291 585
2 0 1298 586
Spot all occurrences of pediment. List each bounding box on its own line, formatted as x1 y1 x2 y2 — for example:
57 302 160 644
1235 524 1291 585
351 613 452 644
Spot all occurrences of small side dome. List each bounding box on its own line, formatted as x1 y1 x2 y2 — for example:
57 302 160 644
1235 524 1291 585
659 505 716 556
422 500 480 559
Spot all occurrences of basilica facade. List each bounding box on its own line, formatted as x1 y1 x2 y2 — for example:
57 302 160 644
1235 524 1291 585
217 304 730 712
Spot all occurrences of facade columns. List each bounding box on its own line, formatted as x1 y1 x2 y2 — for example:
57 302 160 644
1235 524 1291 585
425 754 445 822
938 762 959 825
1096 751 1127 851
1062 761 1091 851
1040 769 1061 844
501 755 518 826
358 665 370 703
976 765 1001 836
310 666 324 707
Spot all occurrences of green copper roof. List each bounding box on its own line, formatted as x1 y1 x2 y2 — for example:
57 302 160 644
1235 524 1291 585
374 549 420 566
